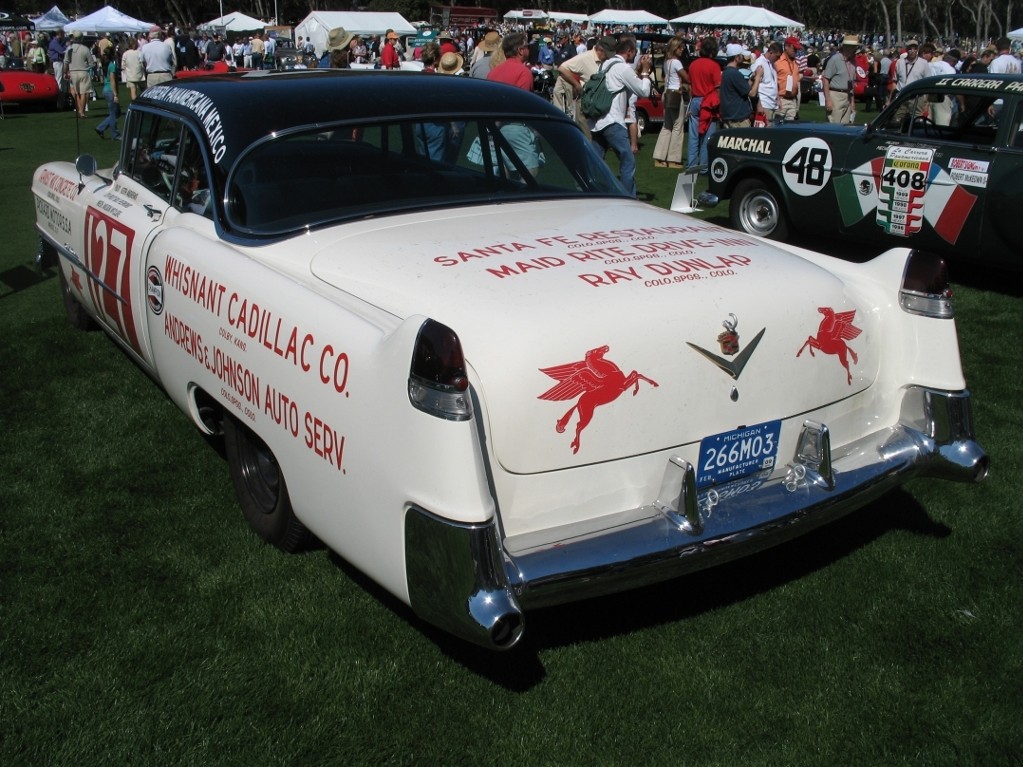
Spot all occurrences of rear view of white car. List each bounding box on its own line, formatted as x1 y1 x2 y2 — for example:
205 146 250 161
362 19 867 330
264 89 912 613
33 70 987 649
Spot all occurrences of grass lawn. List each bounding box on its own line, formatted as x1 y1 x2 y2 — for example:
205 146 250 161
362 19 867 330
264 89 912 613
1 89 1020 766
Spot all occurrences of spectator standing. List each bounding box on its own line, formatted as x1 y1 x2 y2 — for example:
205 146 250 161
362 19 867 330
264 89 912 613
206 33 226 65
776 36 802 120
554 40 604 137
470 31 501 78
48 30 66 81
652 37 689 168
141 30 175 87
687 36 722 173
720 44 761 128
121 37 145 101
250 33 264 70
64 31 95 118
264 34 276 69
891 40 927 102
487 32 532 90
929 48 959 125
822 35 859 124
326 27 353 69
989 37 1022 74
95 48 121 140
380 30 401 69
588 35 653 198
753 42 781 122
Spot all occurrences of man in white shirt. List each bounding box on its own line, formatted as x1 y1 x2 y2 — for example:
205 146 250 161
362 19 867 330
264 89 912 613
753 42 781 121
929 48 958 125
588 35 653 198
988 37 1021 75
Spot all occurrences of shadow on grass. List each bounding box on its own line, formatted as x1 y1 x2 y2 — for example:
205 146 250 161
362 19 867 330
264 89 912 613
321 487 948 690
0 263 55 298
520 488 949 657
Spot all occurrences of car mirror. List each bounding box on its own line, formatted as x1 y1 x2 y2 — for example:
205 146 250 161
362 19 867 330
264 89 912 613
75 154 97 177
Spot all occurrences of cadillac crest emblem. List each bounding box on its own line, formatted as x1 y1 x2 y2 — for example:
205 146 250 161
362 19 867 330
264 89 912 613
717 313 740 355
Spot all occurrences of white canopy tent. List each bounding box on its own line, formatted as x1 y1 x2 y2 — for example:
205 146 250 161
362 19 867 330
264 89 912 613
672 6 804 29
198 11 266 34
31 5 71 31
63 5 153 35
294 11 416 56
503 9 548 22
1009 27 1023 39
587 9 670 26
547 11 589 23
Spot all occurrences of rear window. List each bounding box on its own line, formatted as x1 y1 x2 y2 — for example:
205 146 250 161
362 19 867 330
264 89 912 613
226 116 623 236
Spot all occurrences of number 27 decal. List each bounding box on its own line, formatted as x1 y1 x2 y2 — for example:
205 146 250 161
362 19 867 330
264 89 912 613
85 207 143 356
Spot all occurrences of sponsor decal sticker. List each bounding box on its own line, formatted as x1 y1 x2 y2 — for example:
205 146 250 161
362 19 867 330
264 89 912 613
716 136 773 154
538 346 658 454
796 307 861 385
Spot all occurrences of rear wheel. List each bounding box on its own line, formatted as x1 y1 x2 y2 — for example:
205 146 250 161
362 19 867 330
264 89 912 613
730 177 790 240
223 417 311 552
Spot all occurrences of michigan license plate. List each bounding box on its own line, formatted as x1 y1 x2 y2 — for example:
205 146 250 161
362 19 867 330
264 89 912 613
698 420 781 488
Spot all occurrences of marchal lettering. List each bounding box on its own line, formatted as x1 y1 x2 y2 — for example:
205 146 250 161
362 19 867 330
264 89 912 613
718 136 773 154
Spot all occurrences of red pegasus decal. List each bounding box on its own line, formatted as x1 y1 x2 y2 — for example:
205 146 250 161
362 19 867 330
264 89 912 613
797 307 862 384
538 345 658 454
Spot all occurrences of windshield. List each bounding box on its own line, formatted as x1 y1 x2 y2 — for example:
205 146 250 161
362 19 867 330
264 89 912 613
226 116 625 236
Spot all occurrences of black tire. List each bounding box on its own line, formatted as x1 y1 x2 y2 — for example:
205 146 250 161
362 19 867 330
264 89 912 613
223 417 311 552
59 266 94 330
730 177 790 240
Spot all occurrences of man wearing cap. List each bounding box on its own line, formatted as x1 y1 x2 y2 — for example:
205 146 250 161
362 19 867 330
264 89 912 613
775 36 802 121
381 30 400 69
822 35 859 124
142 30 175 86
720 44 762 128
589 35 653 198
64 31 95 118
892 40 927 100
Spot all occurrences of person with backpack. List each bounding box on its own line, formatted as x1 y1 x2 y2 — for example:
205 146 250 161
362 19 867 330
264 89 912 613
585 35 653 198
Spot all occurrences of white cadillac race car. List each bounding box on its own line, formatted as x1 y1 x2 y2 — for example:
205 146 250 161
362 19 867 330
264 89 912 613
33 70 987 650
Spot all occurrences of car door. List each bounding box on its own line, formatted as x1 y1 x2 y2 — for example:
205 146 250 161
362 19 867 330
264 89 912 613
835 86 994 255
84 109 212 372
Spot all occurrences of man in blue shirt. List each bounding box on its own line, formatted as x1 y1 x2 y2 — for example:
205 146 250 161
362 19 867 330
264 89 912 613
719 43 762 128
48 30 67 81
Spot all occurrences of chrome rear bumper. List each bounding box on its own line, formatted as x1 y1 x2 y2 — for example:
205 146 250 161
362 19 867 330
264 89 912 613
405 387 987 650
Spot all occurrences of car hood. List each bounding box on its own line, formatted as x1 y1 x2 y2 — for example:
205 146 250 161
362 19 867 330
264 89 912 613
308 199 878 473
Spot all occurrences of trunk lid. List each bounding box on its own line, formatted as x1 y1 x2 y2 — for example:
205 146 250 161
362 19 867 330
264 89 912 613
309 199 878 473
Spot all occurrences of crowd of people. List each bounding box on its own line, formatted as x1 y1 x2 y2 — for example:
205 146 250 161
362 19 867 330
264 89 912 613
5 18 1020 192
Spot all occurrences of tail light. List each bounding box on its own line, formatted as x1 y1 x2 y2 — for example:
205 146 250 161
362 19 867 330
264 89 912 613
899 250 953 319
408 319 472 421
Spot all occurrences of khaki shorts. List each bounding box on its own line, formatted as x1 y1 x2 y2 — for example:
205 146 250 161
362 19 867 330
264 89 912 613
69 71 92 95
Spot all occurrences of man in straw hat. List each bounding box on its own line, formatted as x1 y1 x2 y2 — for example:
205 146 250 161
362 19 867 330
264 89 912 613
822 34 860 124
470 30 500 75
438 51 464 75
326 27 353 69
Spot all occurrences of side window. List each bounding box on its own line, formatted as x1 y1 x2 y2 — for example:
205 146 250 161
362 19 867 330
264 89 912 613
172 130 213 219
122 111 183 203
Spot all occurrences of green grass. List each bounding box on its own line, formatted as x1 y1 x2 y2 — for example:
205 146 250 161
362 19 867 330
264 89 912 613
2 93 1021 767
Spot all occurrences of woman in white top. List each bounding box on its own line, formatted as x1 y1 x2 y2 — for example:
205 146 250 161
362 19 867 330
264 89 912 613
121 38 146 102
653 38 689 168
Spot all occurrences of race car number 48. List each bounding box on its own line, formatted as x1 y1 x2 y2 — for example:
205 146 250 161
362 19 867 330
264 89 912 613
698 419 781 488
